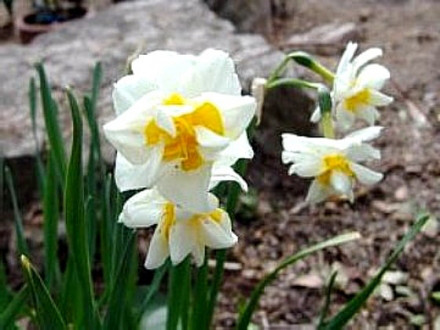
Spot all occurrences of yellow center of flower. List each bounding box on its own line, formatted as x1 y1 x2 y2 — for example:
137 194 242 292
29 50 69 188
144 93 224 171
160 203 224 242
317 154 355 186
344 89 371 112
160 202 175 241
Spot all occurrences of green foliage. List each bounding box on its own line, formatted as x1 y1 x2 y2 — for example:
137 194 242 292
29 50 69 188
21 256 66 329
320 214 430 329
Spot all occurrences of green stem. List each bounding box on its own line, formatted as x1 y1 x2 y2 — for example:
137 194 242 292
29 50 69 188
192 255 209 329
167 258 191 330
268 51 334 84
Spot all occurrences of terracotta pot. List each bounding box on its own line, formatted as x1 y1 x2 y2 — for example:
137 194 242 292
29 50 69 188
16 7 87 44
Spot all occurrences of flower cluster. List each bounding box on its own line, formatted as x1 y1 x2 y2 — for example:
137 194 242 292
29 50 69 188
104 49 256 268
282 42 393 204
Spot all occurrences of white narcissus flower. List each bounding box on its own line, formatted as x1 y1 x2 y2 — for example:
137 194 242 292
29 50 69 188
282 126 384 204
104 49 256 212
311 42 393 130
119 188 237 269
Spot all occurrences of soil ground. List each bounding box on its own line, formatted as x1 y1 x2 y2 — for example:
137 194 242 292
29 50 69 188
217 0 440 328
1 0 439 329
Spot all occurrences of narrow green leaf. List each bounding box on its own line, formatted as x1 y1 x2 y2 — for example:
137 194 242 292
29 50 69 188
90 62 102 112
321 214 429 330
35 63 66 181
4 166 29 256
43 152 60 289
0 285 29 329
103 231 136 329
191 256 208 329
64 88 98 328
135 263 169 324
237 232 361 330
21 255 66 329
167 258 191 330
318 271 338 327
29 77 46 198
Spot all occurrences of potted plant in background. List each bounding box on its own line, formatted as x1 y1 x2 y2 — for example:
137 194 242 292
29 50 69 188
0 0 14 40
15 0 87 44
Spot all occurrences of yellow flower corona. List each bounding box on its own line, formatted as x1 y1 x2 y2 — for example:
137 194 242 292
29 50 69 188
144 93 224 171
317 154 355 186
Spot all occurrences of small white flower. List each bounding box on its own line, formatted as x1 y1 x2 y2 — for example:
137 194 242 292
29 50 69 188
282 126 384 204
104 49 256 212
119 188 237 269
311 42 393 130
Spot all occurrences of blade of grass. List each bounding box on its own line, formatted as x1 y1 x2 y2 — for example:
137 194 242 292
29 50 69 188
318 271 338 327
191 256 208 329
320 214 429 330
21 255 66 329
134 263 169 324
64 88 98 329
43 152 60 289
29 77 46 195
4 166 29 256
167 258 191 330
236 232 361 330
103 231 136 329
35 63 66 182
0 285 29 329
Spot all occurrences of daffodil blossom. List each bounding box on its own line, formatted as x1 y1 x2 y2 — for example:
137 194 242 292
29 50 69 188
119 188 237 269
282 126 384 204
103 49 256 212
311 42 393 130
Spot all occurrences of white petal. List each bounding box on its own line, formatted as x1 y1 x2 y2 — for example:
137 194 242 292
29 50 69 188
368 90 393 106
209 165 248 191
196 126 231 159
155 110 176 137
357 106 380 125
356 64 390 90
287 160 323 177
113 75 157 115
351 163 383 185
305 179 332 204
199 215 237 249
169 221 195 265
157 164 213 213
330 171 353 196
336 42 358 76
346 144 381 162
145 228 169 269
191 243 205 267
119 188 166 228
184 49 241 97
345 126 383 143
215 132 254 167
115 148 163 191
335 104 355 131
200 92 256 140
132 51 196 95
103 92 164 164
352 48 383 74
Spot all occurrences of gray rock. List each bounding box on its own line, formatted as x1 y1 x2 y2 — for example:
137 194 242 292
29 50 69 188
0 0 313 162
283 22 362 56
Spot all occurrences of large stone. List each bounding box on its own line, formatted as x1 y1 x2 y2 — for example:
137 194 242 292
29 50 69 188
0 0 313 162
